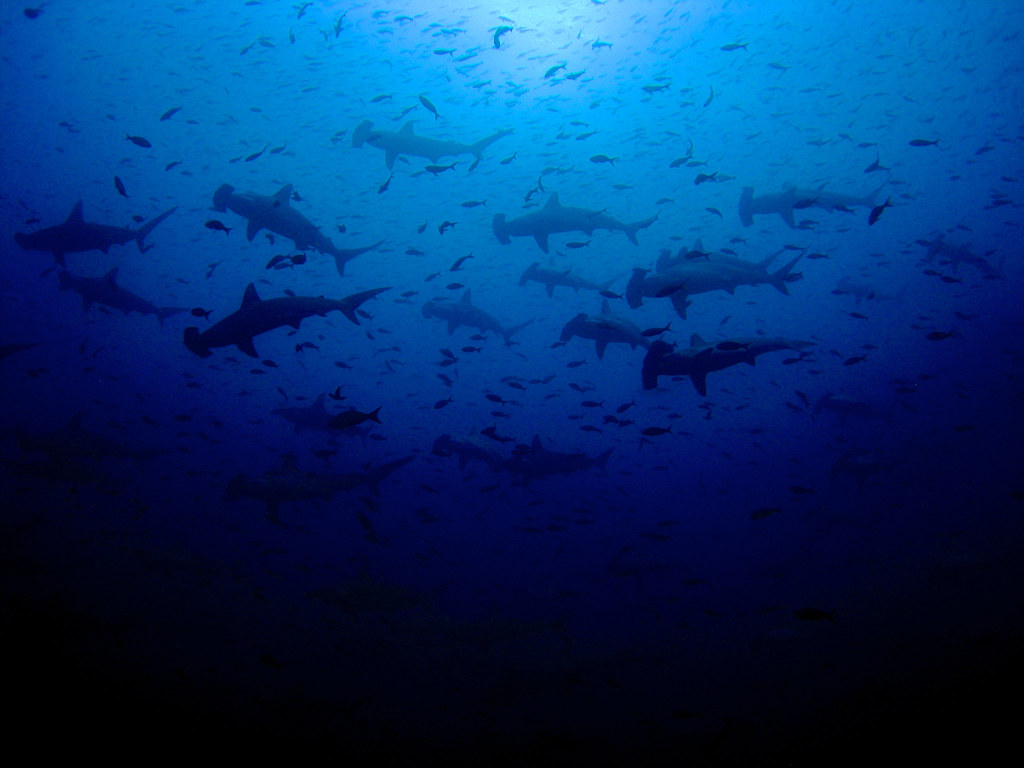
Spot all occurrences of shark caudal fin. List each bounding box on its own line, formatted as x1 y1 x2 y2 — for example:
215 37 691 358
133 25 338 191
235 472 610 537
332 239 385 276
501 318 534 346
212 184 234 212
338 287 391 324
770 253 803 295
183 327 212 357
362 455 415 496
492 214 511 245
738 187 755 227
470 128 513 160
623 211 659 245
625 268 649 309
135 207 177 252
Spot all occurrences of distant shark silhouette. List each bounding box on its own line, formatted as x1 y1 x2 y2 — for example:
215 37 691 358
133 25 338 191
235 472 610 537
212 183 383 275
739 183 884 228
560 299 650 359
432 433 505 471
14 201 176 265
184 283 389 358
518 261 620 298
226 453 414 523
59 267 186 326
923 234 1000 275
626 247 802 318
493 193 658 253
503 435 612 484
352 120 512 170
422 289 532 345
642 334 814 395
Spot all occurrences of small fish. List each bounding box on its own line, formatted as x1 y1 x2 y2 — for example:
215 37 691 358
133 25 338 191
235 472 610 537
641 426 672 436
566 241 590 249
544 62 567 79
245 145 268 162
493 25 513 49
703 86 714 107
438 220 457 235
789 485 814 495
377 173 393 194
418 94 440 120
417 221 429 234
843 355 867 366
500 152 517 165
328 406 382 430
205 220 231 236
190 307 212 320
446 282 464 290
694 172 718 185
425 162 457 175
868 197 892 226
567 359 587 368
590 154 617 165
113 176 128 197
460 200 487 208
925 331 955 341
705 207 722 218
449 253 473 271
750 507 781 520
125 133 152 148
642 83 670 93
160 106 182 121
909 139 939 147
599 290 622 300
164 160 182 171
721 42 748 51
371 93 393 103
641 323 671 337
433 396 454 409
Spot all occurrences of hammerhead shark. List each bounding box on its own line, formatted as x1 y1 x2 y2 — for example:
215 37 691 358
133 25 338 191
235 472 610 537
432 433 506 471
739 182 885 228
352 119 512 170
184 283 389 358
493 193 658 253
59 267 186 326
626 247 802 318
421 289 532 345
503 435 612 485
212 183 383 275
226 453 414 523
560 299 651 359
14 201 176 265
518 261 620 298
642 334 814 395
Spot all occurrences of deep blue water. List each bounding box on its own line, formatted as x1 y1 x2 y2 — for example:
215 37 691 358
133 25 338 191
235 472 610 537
2 1 1023 764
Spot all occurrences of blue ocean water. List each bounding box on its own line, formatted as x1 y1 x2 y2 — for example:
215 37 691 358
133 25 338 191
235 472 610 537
2 0 1023 763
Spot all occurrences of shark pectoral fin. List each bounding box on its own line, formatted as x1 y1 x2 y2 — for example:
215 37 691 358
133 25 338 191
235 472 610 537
690 371 708 397
595 339 608 359
66 201 85 223
545 284 554 298
237 337 259 358
447 320 457 335
385 151 397 170
246 219 261 241
535 233 549 253
780 208 796 228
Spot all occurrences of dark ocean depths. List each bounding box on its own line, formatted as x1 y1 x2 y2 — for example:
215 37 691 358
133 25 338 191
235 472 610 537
2 0 1023 764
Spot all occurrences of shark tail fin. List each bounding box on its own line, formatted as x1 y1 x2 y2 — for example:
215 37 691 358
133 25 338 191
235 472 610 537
212 184 234 212
471 128 513 160
770 254 803 295
332 239 385 276
492 214 511 245
624 211 659 245
362 455 414 496
135 206 177 252
338 287 390 324
501 318 534 346
183 327 212 358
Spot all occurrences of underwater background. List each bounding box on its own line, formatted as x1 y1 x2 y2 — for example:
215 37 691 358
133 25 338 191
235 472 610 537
2 0 1023 764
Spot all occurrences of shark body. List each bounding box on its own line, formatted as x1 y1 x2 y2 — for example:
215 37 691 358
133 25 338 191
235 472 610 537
212 183 383 275
560 299 650 359
642 335 814 395
352 119 512 170
59 267 186 326
493 193 658 253
184 283 389 358
14 202 176 265
432 433 506 471
518 262 619 298
422 289 532 345
739 183 884 228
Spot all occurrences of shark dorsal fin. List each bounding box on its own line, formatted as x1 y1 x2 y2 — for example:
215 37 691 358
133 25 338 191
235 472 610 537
273 185 293 206
104 266 119 283
601 298 611 314
690 333 707 347
544 193 560 209
241 283 261 308
460 289 472 305
400 121 415 135
66 201 85 223
692 238 704 252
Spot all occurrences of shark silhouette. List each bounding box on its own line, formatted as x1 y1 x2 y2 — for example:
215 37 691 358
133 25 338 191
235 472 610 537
518 261 620 298
493 193 658 253
212 183 383 275
422 289 532 345
59 267 186 326
560 299 651 359
352 119 512 170
739 182 884 228
642 334 814 395
184 283 389 358
14 201 176 265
